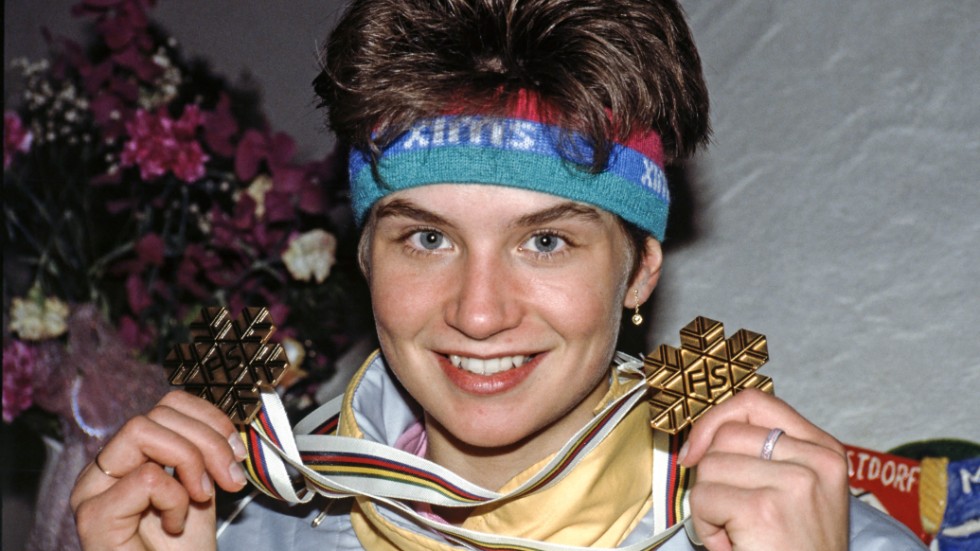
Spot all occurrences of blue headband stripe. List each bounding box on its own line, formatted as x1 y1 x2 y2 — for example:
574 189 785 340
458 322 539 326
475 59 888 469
349 116 670 240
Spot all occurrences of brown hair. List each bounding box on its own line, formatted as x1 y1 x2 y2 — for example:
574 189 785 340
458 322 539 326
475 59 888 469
314 0 710 171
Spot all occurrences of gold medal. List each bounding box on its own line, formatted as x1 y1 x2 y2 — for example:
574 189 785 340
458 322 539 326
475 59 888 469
644 316 772 434
166 307 289 426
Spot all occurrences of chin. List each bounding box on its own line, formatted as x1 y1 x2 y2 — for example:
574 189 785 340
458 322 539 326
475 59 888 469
438 410 555 452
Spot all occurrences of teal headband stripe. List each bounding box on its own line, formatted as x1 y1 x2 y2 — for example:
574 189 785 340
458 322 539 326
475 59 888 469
349 116 670 240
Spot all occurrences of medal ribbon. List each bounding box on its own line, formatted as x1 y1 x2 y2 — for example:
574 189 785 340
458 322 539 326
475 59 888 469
239 352 691 550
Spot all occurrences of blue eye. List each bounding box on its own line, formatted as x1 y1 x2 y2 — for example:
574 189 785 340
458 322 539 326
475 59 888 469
412 230 450 250
523 233 564 253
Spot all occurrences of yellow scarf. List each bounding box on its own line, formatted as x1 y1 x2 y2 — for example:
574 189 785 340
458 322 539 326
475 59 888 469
340 365 654 550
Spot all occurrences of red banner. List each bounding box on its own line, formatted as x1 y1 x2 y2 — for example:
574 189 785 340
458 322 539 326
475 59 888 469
844 444 929 544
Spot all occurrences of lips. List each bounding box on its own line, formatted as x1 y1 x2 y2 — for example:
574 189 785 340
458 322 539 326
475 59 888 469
448 354 528 375
438 353 542 395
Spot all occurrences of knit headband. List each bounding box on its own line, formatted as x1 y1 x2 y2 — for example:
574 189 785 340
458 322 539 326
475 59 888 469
348 94 671 240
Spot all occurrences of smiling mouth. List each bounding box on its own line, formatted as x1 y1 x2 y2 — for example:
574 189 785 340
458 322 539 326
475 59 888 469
448 354 533 375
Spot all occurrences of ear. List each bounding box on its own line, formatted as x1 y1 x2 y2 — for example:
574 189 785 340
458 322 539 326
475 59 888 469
357 214 377 280
357 231 372 279
623 237 663 308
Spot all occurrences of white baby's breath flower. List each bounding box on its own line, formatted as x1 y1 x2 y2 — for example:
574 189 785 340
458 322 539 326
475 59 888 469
9 295 70 340
246 175 274 218
282 229 338 284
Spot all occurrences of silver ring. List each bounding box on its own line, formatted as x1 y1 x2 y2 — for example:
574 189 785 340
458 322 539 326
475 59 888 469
94 448 123 479
760 428 785 461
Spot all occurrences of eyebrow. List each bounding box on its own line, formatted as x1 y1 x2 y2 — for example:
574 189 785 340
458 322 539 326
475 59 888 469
512 202 603 228
374 198 454 227
373 196 603 229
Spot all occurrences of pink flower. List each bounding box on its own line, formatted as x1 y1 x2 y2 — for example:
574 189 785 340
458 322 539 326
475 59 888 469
171 104 205 137
171 139 208 181
119 105 209 182
4 111 33 169
2 340 36 423
120 109 173 179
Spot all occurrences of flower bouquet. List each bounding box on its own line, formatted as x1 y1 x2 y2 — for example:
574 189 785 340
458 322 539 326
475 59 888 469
3 1 370 547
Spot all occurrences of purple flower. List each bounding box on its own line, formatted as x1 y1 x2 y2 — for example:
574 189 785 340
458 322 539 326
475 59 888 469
88 91 130 140
119 105 208 182
125 273 152 314
118 314 155 350
203 93 239 157
135 232 165 266
175 244 214 299
234 129 307 192
4 111 33 169
74 0 157 72
2 340 36 423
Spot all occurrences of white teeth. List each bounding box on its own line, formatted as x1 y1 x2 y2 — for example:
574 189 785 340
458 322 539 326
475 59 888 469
449 354 528 375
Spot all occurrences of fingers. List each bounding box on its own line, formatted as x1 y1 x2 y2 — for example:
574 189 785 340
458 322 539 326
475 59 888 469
692 420 841 467
687 451 849 551
688 463 849 551
69 390 242 550
680 389 850 550
688 481 779 551
127 403 245 493
695 448 844 493
71 390 248 513
75 462 193 544
680 389 843 468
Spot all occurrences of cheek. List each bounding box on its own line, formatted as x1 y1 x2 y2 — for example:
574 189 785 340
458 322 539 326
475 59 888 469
529 270 625 339
370 272 413 338
368 256 447 340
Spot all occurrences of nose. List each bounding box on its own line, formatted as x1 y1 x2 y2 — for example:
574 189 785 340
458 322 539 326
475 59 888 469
444 250 522 340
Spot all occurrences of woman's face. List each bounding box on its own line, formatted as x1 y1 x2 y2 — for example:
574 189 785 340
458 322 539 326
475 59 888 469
365 184 660 457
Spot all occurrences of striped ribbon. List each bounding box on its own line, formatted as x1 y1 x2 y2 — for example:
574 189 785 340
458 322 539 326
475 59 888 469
239 353 691 550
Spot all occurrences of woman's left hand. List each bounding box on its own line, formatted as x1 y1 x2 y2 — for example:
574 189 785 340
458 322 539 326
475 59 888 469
680 389 850 551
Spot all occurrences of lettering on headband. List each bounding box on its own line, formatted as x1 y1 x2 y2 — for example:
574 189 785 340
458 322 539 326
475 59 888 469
401 116 538 151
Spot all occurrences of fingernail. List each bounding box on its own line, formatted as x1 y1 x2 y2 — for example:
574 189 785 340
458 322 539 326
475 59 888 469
678 441 690 464
201 472 213 497
229 461 247 487
228 433 247 460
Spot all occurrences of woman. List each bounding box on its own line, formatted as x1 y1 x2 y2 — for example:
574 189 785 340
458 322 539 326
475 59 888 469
70 1 924 549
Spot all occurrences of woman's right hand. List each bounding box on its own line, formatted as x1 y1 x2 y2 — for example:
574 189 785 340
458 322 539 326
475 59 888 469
70 390 249 550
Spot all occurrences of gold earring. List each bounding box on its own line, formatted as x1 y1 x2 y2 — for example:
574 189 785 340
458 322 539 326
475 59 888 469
631 288 643 326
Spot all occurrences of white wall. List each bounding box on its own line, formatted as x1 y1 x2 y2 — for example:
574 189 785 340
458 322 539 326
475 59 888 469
655 1 980 450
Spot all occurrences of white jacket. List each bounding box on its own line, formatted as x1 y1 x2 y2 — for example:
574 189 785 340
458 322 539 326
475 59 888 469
218 354 925 550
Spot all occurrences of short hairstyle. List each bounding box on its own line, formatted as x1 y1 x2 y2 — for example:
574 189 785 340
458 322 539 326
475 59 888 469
314 0 710 171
